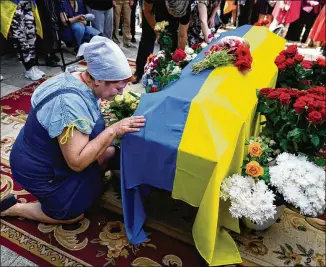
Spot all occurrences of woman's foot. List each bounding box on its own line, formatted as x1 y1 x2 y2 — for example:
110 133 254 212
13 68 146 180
0 194 17 217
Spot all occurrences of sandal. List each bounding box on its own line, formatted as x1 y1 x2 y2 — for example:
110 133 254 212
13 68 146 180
0 194 17 214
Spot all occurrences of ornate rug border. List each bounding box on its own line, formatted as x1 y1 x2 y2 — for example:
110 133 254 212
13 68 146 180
1 219 91 267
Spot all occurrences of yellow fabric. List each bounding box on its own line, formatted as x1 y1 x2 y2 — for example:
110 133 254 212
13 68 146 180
0 1 43 39
172 27 286 266
60 119 91 145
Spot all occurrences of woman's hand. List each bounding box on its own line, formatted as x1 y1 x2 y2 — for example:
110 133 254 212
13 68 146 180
113 0 117 7
111 116 146 136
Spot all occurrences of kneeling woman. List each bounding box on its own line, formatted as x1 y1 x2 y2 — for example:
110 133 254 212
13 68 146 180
0 36 145 224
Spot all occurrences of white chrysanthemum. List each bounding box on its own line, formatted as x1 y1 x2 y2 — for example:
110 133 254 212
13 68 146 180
171 66 181 75
191 53 198 59
270 153 325 217
220 174 277 225
201 42 207 48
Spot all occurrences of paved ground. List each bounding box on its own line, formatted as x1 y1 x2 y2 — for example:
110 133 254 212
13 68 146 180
0 27 324 266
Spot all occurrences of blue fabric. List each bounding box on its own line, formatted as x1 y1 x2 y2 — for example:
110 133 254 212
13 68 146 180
120 25 252 244
63 0 85 17
10 89 105 220
32 71 101 138
62 23 101 46
11 0 37 6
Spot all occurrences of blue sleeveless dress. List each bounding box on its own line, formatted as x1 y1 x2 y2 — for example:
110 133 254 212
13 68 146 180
10 89 105 220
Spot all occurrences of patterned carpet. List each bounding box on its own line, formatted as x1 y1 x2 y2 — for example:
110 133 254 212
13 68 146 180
1 63 325 267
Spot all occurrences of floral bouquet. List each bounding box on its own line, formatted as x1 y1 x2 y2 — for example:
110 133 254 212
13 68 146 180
155 21 173 55
269 153 325 217
191 41 208 54
257 86 326 156
242 136 278 183
101 91 141 126
191 36 252 74
142 51 182 93
274 45 325 89
221 174 277 225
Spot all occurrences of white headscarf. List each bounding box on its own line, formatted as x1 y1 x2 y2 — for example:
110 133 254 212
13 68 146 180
77 36 132 81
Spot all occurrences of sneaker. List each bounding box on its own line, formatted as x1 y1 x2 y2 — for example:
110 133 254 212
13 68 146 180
0 75 3 81
24 67 42 81
33 66 45 77
123 42 136 48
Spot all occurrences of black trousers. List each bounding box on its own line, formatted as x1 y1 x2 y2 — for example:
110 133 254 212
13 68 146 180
131 0 138 38
134 10 178 77
238 0 256 26
286 9 317 43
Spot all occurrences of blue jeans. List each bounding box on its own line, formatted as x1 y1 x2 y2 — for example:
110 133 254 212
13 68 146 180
86 6 113 39
63 22 100 47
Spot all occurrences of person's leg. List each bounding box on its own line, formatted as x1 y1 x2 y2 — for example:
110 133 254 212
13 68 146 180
84 26 101 41
10 3 35 71
122 3 132 45
71 22 86 47
301 12 316 44
87 6 105 34
133 10 156 82
1 201 84 224
113 4 122 43
131 0 138 41
104 8 114 39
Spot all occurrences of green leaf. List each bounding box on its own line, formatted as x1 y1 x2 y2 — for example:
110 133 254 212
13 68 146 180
287 128 304 143
280 139 289 151
310 135 320 148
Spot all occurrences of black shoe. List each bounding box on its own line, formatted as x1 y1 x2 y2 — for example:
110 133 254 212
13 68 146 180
119 30 123 36
50 53 60 63
45 56 57 67
131 37 136 43
132 75 141 84
0 194 17 213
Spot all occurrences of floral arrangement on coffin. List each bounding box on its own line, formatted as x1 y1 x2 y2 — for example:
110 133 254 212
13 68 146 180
257 86 326 157
191 36 252 74
269 153 325 217
254 19 270 27
274 45 325 89
142 21 211 93
142 51 182 93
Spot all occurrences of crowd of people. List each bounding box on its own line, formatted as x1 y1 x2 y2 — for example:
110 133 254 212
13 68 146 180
0 0 325 82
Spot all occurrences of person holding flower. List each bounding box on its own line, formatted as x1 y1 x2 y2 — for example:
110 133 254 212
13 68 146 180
0 36 146 224
132 0 191 84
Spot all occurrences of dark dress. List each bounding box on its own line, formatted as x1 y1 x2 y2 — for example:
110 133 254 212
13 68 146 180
10 89 105 220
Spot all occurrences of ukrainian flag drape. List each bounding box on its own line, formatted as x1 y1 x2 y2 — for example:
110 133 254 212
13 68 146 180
0 0 43 39
121 26 285 266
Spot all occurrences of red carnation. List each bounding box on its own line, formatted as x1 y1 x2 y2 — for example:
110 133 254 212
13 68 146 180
259 88 273 96
267 90 281 99
280 50 287 56
316 86 326 95
297 91 307 97
286 58 295 67
302 60 313 69
321 109 326 120
150 86 159 93
172 48 187 63
293 100 306 114
236 45 250 58
289 90 298 98
308 111 323 125
254 22 262 26
280 93 291 105
316 57 326 67
191 42 202 50
261 20 269 26
234 58 252 72
285 45 298 57
275 54 286 65
315 100 325 110
294 54 304 62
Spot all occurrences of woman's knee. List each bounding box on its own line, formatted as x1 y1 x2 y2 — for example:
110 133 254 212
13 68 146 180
62 213 84 224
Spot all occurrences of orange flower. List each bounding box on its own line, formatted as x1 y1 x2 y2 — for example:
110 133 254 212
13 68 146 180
248 142 264 158
246 161 264 178
147 54 153 63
